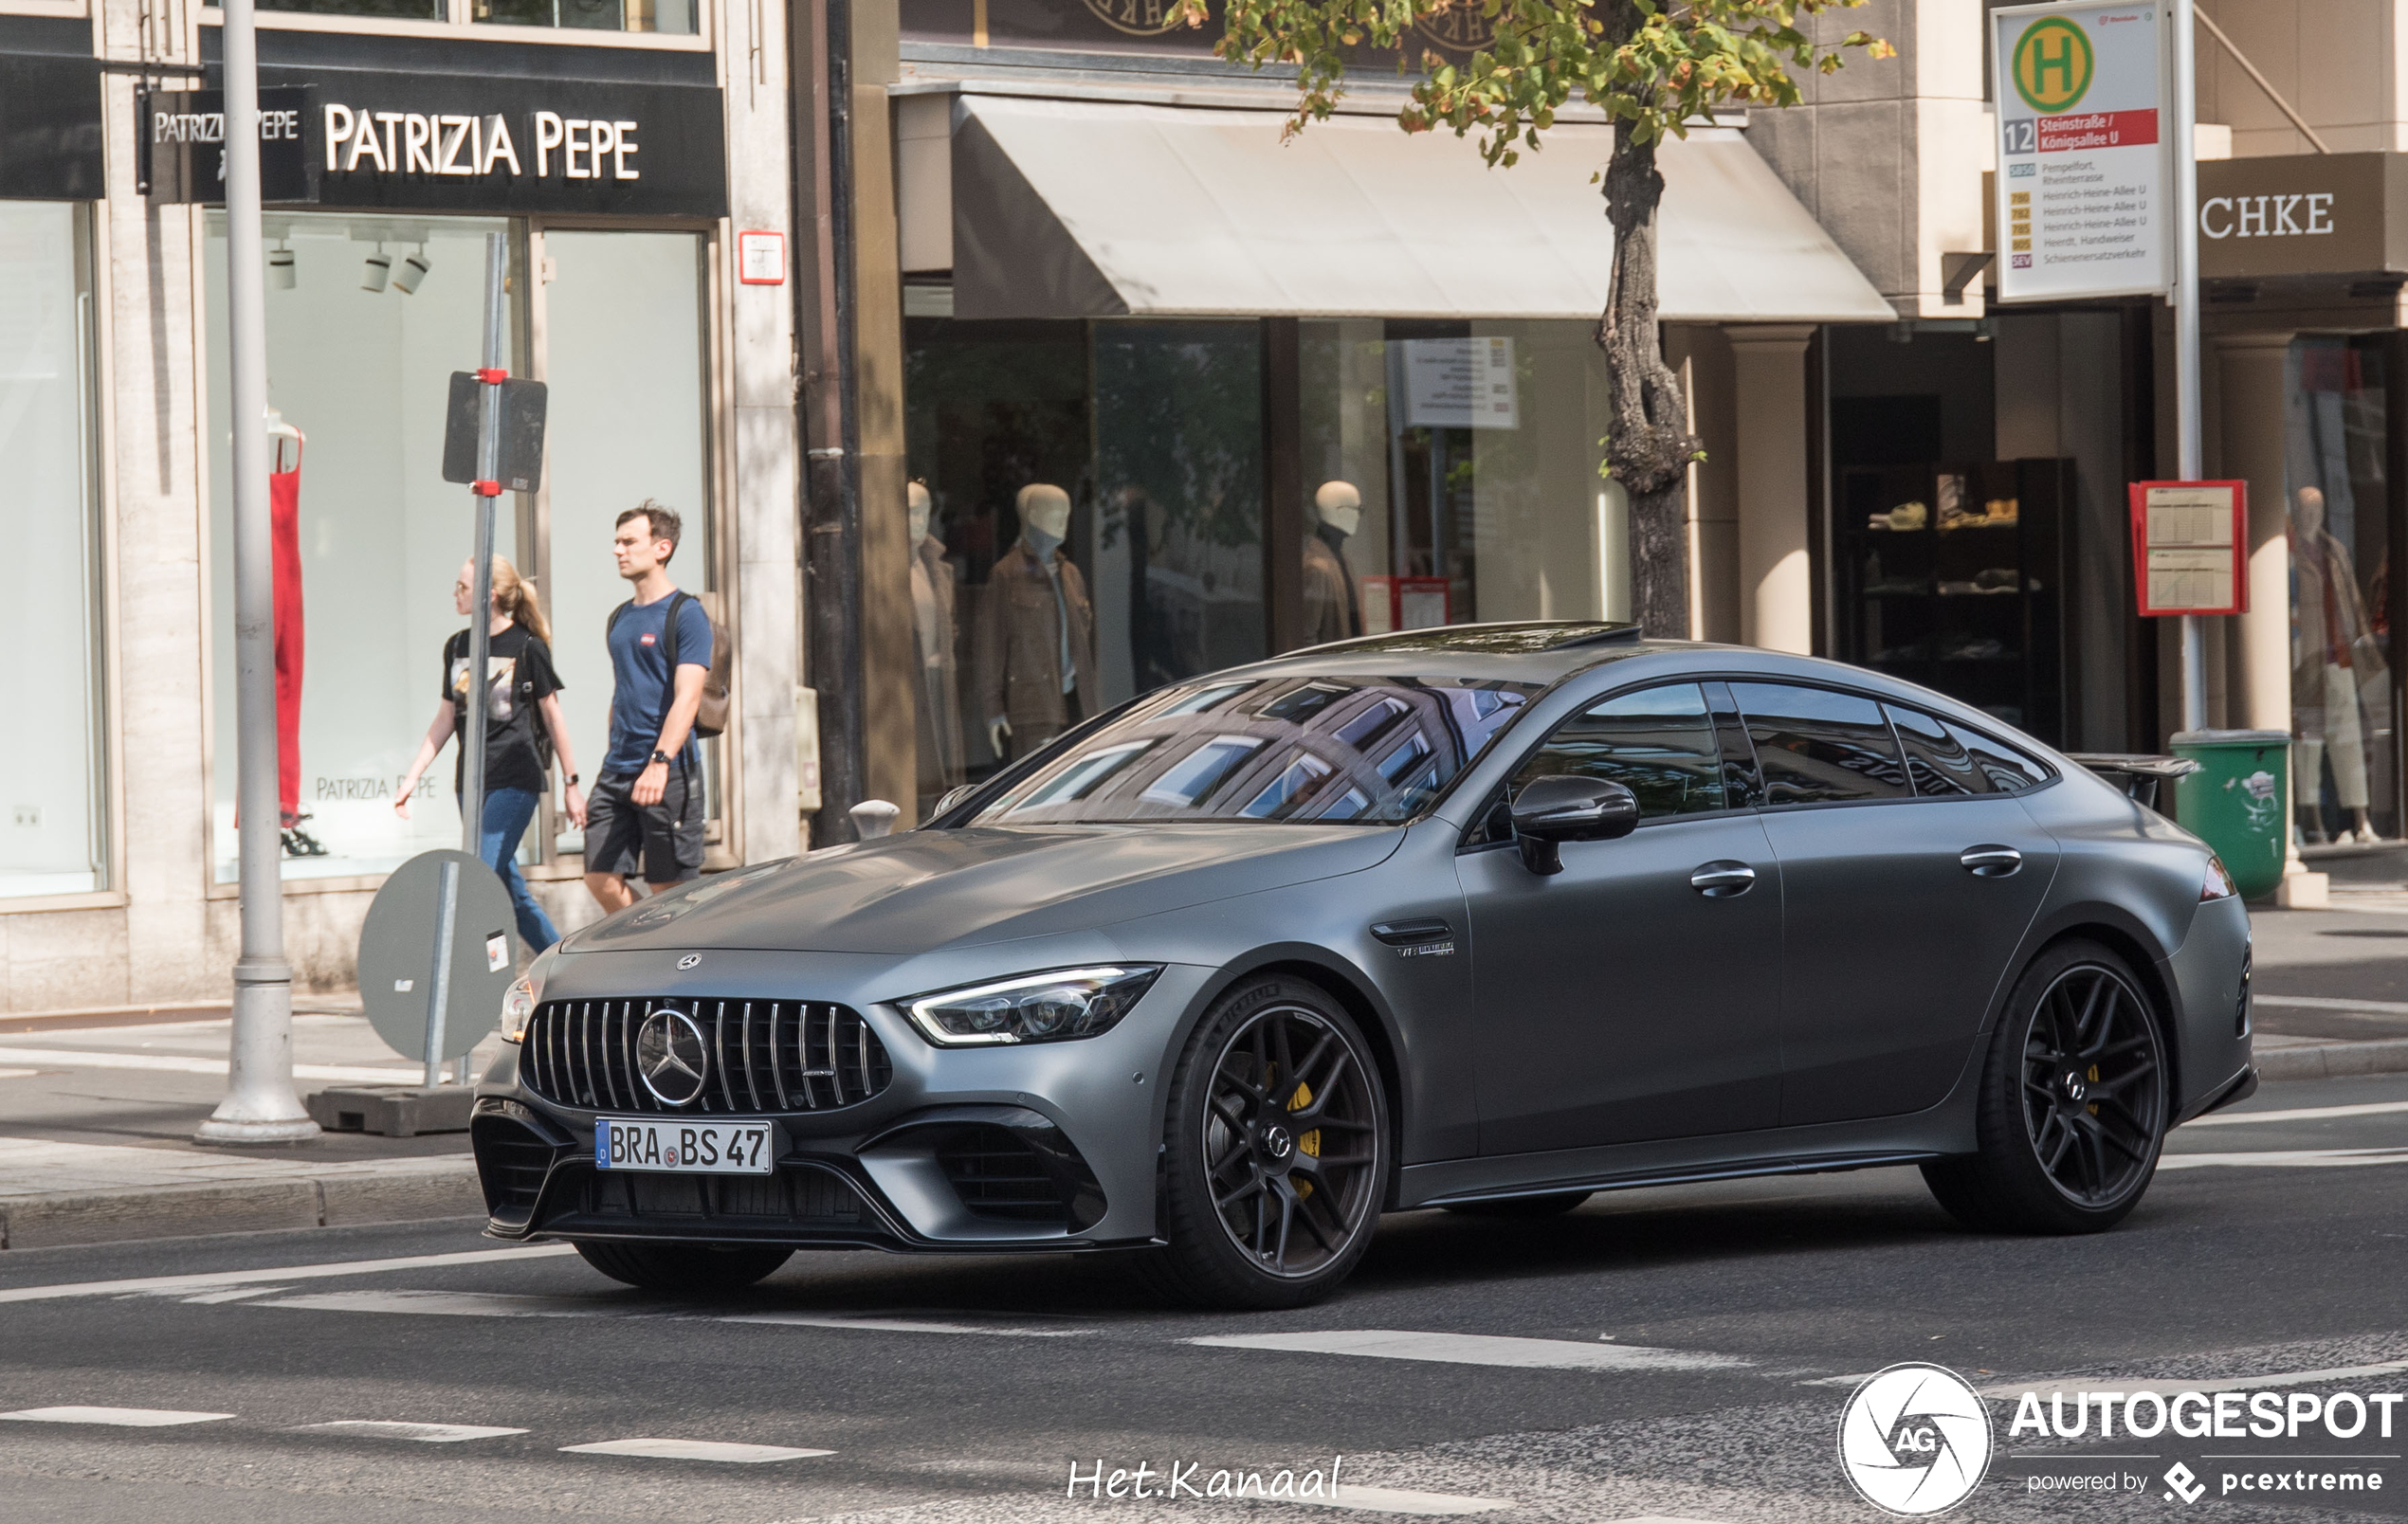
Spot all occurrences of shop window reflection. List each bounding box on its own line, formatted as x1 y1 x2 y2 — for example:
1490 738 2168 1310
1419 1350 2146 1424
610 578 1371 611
2288 336 2396 845
473 0 697 32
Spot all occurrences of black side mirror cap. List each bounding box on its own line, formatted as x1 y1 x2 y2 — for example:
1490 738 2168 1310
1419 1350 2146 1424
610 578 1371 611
1508 774 1640 876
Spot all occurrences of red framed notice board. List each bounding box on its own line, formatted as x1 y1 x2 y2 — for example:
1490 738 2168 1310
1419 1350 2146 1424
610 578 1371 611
1359 575 1451 635
2128 481 2248 616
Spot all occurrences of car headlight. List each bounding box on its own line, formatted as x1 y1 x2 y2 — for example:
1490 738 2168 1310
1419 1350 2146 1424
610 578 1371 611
903 966 1162 1046
500 947 558 1044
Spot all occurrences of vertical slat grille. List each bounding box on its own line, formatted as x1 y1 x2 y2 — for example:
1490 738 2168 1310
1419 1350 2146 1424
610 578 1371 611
522 996 891 1116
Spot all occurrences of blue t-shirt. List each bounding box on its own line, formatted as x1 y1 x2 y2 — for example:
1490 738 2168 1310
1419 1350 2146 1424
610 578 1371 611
605 591 714 774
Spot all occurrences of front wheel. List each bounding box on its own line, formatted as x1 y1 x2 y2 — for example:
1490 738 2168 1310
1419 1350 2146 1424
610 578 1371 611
1923 939 2168 1234
574 1241 793 1293
1146 977 1391 1309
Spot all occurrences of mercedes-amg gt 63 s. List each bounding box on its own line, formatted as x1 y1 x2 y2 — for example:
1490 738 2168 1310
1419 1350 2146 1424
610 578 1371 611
472 623 2256 1308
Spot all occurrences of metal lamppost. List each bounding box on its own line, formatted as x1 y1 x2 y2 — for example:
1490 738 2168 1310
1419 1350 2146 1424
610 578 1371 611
2171 0 2207 733
197 0 318 1143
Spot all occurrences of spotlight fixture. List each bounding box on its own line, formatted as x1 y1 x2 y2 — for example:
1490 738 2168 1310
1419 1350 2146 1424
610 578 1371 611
392 246 430 296
361 244 392 293
268 244 296 289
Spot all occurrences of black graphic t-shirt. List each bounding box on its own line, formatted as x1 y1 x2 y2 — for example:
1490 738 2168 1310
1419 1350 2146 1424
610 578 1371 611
443 623 564 797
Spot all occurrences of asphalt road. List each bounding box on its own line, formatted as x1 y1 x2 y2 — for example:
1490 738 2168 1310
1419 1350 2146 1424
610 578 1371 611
0 1074 2403 1524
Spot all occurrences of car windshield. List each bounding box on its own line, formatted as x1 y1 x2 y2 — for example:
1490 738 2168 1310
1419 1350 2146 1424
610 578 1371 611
970 675 1541 826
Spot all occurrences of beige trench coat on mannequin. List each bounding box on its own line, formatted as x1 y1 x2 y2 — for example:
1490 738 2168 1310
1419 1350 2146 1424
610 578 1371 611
976 539 1098 756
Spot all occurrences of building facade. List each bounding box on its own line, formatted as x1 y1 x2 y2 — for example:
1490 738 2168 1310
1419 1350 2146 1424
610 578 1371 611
0 0 798 1007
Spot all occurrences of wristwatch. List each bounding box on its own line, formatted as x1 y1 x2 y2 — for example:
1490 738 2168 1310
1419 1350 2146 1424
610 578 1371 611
649 749 671 767
564 773 580 787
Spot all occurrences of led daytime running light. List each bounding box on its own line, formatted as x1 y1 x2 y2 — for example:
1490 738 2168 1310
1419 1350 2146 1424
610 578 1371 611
904 965 1161 1046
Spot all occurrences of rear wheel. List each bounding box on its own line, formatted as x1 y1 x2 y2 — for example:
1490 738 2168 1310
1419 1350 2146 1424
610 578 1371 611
574 1241 793 1293
1923 939 2168 1234
1441 1192 1592 1219
1145 976 1390 1309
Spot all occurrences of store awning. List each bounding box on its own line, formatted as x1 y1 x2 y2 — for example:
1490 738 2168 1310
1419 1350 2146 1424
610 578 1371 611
950 94 1895 324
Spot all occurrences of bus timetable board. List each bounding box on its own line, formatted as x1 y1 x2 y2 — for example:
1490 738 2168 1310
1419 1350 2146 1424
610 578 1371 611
2128 481 2248 617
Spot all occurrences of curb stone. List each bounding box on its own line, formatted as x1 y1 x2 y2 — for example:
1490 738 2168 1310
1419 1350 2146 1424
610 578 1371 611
0 1158 483 1250
2253 1039 2408 1083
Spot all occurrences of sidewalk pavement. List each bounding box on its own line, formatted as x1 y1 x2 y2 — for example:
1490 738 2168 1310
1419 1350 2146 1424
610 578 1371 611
0 1006 491 1251
2 900 2405 1251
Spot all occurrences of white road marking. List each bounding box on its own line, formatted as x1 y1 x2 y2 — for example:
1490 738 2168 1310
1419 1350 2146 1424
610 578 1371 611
2253 994 2408 1014
0 1406 233 1427
0 1045 419 1084
1249 1483 1517 1516
562 1437 833 1462
2159 1148 2408 1170
176 1287 289 1304
1188 1331 1748 1372
720 1311 1091 1337
2188 1099 2408 1127
1980 1359 2408 1399
258 1289 648 1319
0 1068 37 1080
299 1420 527 1442
0 1243 577 1305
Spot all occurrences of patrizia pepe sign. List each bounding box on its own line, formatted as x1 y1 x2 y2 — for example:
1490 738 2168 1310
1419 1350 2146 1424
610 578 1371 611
141 71 726 217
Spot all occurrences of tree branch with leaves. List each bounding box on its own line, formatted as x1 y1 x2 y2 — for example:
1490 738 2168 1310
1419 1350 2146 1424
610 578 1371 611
1195 0 1892 635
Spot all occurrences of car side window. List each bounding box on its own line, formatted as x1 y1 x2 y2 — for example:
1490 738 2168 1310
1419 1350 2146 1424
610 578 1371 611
1730 682 1911 806
1885 703 2051 796
1508 682 1727 822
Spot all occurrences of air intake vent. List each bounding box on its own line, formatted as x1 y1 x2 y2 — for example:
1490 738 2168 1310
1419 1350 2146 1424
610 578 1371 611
469 1115 556 1223
937 1125 1074 1225
520 998 893 1115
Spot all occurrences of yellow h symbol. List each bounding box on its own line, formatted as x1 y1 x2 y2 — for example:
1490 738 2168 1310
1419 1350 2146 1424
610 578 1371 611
2032 30 2074 99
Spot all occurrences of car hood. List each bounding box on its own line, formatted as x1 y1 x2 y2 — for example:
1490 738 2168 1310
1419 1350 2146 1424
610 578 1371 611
563 824 1404 955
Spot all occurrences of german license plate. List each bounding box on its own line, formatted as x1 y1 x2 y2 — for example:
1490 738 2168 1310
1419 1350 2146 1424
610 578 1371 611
594 1117 775 1174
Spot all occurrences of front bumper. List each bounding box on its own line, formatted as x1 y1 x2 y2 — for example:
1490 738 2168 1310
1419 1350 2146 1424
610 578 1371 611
471 950 1213 1252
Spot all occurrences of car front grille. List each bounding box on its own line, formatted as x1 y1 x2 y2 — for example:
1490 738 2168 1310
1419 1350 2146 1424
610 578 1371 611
520 997 893 1115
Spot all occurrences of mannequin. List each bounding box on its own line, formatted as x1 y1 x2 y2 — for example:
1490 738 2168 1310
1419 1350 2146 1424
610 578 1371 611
976 483 1096 762
266 408 325 856
1304 481 1364 645
907 481 964 796
2292 485 2382 844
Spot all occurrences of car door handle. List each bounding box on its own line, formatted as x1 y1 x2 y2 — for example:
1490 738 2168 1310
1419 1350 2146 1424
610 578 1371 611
1961 844 2023 877
1690 862 1756 898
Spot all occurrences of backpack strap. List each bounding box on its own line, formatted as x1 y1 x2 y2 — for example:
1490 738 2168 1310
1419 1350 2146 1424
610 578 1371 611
655 590 691 771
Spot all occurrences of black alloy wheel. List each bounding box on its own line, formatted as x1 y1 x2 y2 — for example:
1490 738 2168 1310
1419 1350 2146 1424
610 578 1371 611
1923 939 2168 1234
574 1241 793 1293
1147 976 1389 1308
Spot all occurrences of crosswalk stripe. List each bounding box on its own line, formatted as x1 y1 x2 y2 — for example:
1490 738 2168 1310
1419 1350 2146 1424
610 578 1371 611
0 1045 419 1084
259 1290 645 1318
299 1421 528 1442
561 1438 832 1462
0 1406 232 1426
2159 1147 2408 1170
0 1243 577 1305
2187 1098 2408 1127
719 1311 1091 1337
1187 1331 1748 1372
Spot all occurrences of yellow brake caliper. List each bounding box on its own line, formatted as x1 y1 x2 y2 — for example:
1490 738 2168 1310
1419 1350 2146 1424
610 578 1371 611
1288 1080 1322 1197
2088 1063 2100 1116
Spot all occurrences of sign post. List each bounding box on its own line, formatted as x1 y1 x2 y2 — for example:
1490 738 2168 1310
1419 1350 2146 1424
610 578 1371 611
1994 0 2205 729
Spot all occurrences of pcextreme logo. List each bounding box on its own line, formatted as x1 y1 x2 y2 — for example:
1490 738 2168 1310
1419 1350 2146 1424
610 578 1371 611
2012 15 2096 113
1837 1364 1995 1515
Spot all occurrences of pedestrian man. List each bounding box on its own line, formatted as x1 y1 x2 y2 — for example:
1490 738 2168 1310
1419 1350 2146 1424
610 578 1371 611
584 501 713 913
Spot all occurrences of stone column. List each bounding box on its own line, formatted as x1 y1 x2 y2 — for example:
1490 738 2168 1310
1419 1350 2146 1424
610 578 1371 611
1728 326 1818 653
2215 331 2322 905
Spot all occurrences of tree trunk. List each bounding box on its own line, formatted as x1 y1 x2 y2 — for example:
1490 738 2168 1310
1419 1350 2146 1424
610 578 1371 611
1598 118 1703 639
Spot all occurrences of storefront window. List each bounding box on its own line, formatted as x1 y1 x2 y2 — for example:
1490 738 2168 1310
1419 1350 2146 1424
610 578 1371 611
263 0 444 21
207 212 523 882
2287 336 2396 844
475 0 697 35
540 227 716 849
0 202 107 899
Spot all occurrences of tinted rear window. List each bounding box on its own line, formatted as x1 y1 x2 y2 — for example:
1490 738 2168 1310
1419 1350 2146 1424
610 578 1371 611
974 674 1539 826
1885 704 2051 796
1730 682 1910 806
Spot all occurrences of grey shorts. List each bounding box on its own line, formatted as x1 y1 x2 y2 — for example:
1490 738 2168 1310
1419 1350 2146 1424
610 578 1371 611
584 767 704 884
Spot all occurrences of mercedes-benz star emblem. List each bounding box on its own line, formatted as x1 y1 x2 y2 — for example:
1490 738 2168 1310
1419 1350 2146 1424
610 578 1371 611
677 952 702 971
635 1008 710 1106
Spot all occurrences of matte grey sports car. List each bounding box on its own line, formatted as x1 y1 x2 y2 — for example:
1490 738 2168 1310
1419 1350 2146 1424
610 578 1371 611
472 623 2256 1308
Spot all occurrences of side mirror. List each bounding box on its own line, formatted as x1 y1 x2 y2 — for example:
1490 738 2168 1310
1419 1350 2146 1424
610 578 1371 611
1508 774 1640 877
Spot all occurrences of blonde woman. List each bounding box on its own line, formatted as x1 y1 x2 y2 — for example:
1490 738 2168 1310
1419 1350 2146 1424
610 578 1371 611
396 557 586 952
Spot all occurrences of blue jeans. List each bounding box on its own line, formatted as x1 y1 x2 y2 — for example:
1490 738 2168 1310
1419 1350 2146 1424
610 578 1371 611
477 787 559 954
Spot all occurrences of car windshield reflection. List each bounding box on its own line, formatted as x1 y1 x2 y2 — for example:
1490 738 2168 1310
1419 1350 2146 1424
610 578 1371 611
975 675 1540 826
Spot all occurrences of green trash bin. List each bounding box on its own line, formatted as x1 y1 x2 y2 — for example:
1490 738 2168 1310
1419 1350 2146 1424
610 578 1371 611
2169 729 2290 900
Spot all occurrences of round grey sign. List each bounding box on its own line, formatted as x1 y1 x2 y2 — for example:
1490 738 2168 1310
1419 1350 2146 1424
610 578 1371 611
356 848 520 1062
